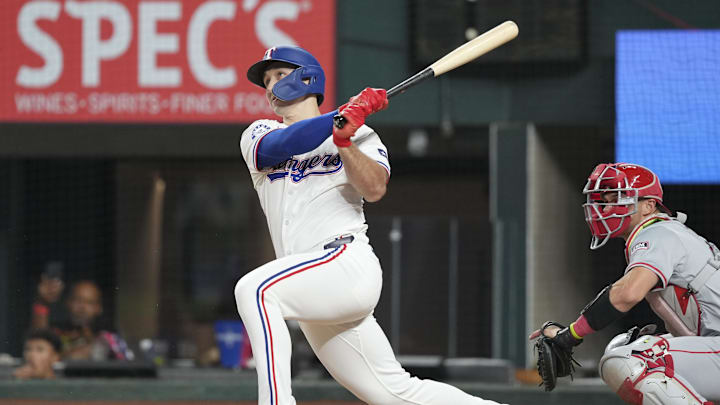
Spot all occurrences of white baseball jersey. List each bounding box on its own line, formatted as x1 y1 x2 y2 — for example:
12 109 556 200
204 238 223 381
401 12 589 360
625 213 720 336
239 119 391 258
235 117 506 405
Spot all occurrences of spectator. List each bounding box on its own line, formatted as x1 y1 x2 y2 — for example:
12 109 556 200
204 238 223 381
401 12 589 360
13 329 61 380
52 280 132 361
30 262 66 330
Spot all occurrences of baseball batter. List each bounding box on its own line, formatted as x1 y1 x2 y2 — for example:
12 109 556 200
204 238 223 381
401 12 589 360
235 46 506 405
531 163 720 404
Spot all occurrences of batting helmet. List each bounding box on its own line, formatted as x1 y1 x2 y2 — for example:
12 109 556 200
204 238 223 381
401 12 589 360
582 163 670 249
246 46 325 105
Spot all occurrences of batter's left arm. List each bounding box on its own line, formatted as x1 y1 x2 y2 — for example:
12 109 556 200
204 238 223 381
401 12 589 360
338 145 388 202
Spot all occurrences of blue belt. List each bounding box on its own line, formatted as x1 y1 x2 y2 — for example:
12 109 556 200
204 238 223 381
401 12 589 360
323 235 354 250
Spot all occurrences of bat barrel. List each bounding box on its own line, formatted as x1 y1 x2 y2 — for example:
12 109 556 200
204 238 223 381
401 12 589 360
334 20 518 128
430 20 518 76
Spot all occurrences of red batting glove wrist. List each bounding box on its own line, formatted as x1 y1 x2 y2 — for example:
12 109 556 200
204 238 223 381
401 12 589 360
333 132 353 148
333 104 364 147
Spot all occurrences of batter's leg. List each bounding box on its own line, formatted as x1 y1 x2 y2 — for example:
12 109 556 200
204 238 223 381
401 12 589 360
235 271 295 405
234 243 381 405
300 316 508 405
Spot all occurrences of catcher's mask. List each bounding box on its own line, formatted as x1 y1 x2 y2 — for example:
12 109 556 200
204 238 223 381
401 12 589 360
582 163 669 250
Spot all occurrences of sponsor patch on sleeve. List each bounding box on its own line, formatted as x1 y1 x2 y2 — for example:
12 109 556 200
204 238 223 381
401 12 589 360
630 241 649 255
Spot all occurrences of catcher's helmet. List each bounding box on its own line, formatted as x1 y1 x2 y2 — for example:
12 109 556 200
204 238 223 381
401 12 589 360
246 46 325 105
582 163 670 249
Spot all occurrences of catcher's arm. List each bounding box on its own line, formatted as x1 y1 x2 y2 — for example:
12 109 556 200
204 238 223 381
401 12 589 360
530 273 658 391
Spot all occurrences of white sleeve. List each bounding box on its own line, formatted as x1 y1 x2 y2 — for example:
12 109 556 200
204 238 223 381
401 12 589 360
625 227 684 290
354 126 391 178
239 119 283 173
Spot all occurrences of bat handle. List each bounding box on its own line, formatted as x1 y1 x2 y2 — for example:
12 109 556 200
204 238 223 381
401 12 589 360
333 114 348 129
333 68 434 129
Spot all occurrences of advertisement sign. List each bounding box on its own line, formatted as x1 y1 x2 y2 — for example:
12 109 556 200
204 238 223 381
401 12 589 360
0 0 335 122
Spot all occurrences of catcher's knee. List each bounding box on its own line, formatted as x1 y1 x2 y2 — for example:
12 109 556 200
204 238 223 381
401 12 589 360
599 335 710 405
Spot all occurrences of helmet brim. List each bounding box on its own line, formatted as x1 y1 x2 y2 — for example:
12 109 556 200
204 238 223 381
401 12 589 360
247 60 300 88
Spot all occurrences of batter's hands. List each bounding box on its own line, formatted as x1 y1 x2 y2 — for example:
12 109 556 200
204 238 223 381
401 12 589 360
333 87 388 147
346 87 389 115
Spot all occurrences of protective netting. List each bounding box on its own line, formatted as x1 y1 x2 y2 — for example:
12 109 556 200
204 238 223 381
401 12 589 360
1 1 720 389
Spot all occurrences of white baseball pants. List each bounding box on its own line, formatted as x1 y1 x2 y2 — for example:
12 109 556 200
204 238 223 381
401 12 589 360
234 240 506 405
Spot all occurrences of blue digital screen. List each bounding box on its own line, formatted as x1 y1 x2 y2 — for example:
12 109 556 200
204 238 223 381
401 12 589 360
616 30 720 184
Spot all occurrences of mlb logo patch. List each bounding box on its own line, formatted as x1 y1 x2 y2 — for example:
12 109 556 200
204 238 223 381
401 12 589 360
630 241 649 255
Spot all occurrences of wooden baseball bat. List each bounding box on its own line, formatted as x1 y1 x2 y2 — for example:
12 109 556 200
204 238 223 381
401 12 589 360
334 20 519 129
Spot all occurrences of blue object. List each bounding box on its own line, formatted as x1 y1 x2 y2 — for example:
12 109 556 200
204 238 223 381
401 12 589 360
247 46 326 105
214 320 249 369
256 110 337 168
616 30 720 184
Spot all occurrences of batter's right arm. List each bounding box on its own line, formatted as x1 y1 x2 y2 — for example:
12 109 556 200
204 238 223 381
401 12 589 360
337 144 388 202
333 88 389 202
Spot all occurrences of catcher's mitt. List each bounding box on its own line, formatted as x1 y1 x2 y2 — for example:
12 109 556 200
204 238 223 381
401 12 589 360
534 321 582 392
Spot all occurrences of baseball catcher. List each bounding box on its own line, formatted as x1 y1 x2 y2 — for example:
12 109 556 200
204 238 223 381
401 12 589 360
530 163 720 405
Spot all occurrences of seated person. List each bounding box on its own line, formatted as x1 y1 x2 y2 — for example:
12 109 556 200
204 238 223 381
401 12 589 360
13 329 61 380
52 280 132 361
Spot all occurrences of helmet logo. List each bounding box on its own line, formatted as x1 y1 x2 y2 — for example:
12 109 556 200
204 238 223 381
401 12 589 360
263 47 276 60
